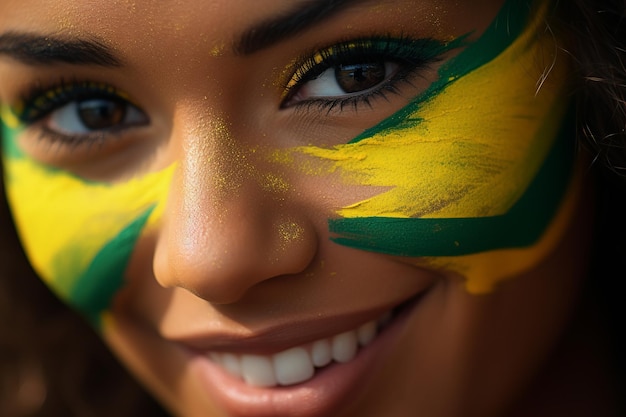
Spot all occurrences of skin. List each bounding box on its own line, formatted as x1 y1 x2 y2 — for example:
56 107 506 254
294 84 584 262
0 0 615 416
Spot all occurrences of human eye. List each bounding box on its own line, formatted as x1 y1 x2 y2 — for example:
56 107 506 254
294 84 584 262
10 79 148 149
281 36 449 112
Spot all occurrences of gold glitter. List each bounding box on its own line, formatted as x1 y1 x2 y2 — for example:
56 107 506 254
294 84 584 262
269 220 307 265
186 115 246 199
209 41 227 57
262 173 290 193
278 221 304 244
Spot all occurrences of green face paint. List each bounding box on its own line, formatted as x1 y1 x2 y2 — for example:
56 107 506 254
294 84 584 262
0 120 173 325
276 0 576 292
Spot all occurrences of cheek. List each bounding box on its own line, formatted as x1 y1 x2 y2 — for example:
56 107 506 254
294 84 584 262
279 0 576 292
1 124 173 324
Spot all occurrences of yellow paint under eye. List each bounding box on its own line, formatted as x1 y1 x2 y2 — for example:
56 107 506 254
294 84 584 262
283 6 568 221
273 1 576 293
3 153 174 289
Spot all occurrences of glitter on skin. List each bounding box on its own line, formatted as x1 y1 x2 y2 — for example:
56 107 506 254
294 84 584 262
271 0 576 293
278 221 304 244
262 173 291 194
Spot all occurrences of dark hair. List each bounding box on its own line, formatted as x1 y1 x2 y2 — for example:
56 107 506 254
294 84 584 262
562 0 626 179
557 0 626 410
1 1 625 416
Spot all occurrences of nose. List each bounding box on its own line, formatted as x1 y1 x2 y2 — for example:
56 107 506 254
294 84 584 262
153 120 318 304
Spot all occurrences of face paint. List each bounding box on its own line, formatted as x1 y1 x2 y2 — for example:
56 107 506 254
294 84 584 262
0 116 173 325
275 0 576 293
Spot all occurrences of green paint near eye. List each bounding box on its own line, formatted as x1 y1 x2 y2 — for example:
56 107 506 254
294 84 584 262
1 118 174 324
0 108 24 158
288 36 467 95
329 110 575 256
351 0 532 144
320 0 572 257
71 207 154 326
275 0 575 294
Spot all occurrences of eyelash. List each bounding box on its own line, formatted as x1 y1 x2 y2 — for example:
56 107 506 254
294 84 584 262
6 36 449 150
282 35 447 113
11 79 139 148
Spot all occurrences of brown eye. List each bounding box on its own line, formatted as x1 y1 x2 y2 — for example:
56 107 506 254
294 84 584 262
46 97 148 135
285 61 398 106
335 62 386 93
77 99 126 130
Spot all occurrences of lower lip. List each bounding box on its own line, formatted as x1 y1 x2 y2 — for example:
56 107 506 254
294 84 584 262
186 300 418 417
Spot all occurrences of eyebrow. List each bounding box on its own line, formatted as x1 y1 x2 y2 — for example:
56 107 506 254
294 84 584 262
235 0 368 55
0 0 366 66
0 32 122 67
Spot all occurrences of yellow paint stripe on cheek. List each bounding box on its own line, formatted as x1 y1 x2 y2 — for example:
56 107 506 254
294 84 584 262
3 155 174 290
283 1 568 221
419 163 584 293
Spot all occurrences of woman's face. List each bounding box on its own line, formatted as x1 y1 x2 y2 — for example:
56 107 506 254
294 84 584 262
0 0 592 416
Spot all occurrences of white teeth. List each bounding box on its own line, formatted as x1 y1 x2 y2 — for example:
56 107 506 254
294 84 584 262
311 339 332 367
207 312 391 387
241 355 277 387
273 347 314 386
222 353 242 378
331 330 358 363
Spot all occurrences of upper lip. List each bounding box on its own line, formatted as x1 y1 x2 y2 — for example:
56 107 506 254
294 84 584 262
166 296 416 355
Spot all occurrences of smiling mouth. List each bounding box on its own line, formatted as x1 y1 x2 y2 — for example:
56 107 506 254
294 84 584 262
206 310 394 387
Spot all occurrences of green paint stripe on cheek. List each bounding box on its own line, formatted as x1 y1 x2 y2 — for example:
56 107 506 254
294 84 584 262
1 119 173 325
70 207 154 326
328 110 576 256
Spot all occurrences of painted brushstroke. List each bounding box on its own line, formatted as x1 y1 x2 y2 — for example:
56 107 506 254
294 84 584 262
274 0 576 292
1 121 173 324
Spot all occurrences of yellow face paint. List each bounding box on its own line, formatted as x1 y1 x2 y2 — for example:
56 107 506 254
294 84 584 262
1 123 173 324
274 0 576 292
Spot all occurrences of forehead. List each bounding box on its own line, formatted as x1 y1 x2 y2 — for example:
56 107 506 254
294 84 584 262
0 0 504 59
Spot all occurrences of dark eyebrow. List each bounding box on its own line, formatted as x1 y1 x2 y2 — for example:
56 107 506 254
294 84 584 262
0 32 122 67
235 0 368 55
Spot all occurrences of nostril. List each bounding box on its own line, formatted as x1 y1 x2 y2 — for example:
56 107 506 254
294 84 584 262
153 205 319 304
150 132 320 304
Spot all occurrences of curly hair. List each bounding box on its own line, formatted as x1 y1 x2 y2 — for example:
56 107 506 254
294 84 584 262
0 1 625 416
